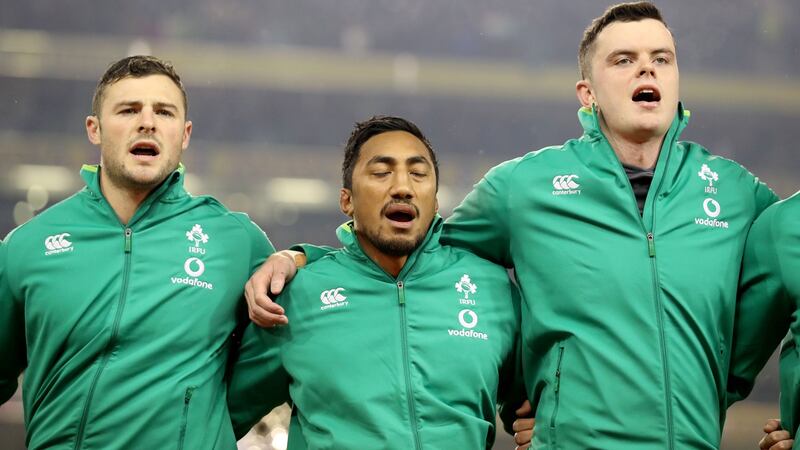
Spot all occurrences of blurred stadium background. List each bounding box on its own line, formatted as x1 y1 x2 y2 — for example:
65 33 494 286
1 0 798 448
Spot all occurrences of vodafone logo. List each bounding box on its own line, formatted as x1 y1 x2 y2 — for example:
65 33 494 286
458 309 478 329
171 257 213 290
184 257 205 277
448 308 488 340
703 198 721 218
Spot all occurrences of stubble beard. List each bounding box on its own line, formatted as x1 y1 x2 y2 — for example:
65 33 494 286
102 154 178 194
361 227 427 257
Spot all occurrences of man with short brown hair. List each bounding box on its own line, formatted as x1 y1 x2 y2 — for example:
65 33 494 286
0 55 274 449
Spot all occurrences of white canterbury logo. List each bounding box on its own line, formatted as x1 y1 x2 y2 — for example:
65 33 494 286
552 175 582 196
552 175 580 190
45 233 71 250
44 233 74 256
320 288 349 310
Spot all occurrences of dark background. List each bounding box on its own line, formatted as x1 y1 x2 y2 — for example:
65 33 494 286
1 0 797 448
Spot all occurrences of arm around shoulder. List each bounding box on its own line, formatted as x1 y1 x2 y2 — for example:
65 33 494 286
443 159 518 267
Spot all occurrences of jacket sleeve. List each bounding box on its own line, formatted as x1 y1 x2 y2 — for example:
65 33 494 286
289 244 337 264
0 239 26 404
227 321 291 439
727 202 792 405
241 215 276 275
752 174 780 217
496 281 527 435
442 159 516 268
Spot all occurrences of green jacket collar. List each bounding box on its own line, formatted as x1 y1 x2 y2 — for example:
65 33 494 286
80 163 186 200
335 214 444 280
577 102 690 142
79 163 188 225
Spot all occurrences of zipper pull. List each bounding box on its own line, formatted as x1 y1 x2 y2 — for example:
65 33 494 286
124 228 133 253
397 281 405 305
646 232 655 257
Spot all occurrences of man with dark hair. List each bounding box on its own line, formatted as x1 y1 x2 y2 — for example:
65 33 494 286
228 116 525 448
0 55 274 449
244 3 779 449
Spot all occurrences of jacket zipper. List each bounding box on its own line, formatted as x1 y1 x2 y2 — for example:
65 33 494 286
550 344 565 430
397 280 422 450
646 211 675 450
178 386 195 450
73 227 134 449
610 143 675 449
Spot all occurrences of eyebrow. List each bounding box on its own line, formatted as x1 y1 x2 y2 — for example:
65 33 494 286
606 48 675 61
366 155 431 167
112 101 179 111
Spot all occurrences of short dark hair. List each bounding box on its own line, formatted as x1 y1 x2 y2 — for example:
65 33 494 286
342 115 439 191
578 2 670 79
91 55 188 117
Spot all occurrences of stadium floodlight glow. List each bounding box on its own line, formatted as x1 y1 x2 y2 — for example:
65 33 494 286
266 177 332 208
10 164 77 194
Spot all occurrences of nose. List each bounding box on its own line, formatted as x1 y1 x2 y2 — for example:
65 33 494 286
638 60 656 78
390 172 413 200
138 107 156 134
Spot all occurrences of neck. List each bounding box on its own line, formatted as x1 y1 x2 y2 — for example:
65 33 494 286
355 232 409 278
599 117 665 169
99 172 154 225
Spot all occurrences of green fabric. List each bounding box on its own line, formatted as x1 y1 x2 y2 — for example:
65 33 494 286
0 165 274 450
729 192 800 439
229 216 523 449
442 105 778 449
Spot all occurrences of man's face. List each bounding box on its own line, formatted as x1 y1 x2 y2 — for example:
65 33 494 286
341 130 438 257
86 74 191 192
577 19 679 142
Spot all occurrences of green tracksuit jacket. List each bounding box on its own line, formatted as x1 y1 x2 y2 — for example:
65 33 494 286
729 192 800 441
0 165 274 450
441 105 777 449
227 217 522 449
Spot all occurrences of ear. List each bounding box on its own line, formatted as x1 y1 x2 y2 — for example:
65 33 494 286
576 79 595 108
339 188 354 217
181 120 193 152
434 197 439 213
86 115 102 145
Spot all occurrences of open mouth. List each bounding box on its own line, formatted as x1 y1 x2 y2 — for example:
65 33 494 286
129 141 160 157
632 86 661 103
383 203 418 226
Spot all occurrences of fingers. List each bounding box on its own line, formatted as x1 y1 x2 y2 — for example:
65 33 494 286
764 418 783 434
769 439 794 450
760 430 793 450
268 251 300 296
513 426 533 447
245 255 296 328
512 418 534 433
515 400 532 417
